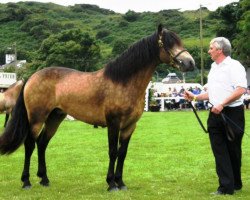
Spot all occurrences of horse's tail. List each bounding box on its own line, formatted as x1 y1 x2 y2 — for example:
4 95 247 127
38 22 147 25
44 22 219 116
0 85 29 155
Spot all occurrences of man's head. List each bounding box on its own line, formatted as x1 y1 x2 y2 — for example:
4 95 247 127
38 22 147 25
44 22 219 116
208 37 231 62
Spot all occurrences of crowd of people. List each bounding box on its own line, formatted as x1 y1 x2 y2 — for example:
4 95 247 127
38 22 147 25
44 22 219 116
152 84 250 111
152 85 208 110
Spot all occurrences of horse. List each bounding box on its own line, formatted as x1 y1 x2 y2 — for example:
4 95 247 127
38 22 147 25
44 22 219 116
0 80 24 127
0 25 195 191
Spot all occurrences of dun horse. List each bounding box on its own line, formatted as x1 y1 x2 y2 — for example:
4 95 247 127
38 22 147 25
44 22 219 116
0 80 24 127
0 25 195 191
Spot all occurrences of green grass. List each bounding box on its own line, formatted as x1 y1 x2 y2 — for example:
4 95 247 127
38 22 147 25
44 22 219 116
0 111 250 199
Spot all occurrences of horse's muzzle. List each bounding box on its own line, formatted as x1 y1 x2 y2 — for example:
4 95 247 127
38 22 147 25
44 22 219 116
178 59 195 72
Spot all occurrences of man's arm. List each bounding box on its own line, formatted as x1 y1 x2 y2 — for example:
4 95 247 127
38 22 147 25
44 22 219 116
212 86 246 114
184 90 209 101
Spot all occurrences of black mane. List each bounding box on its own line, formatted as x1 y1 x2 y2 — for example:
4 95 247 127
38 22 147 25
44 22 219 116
104 29 182 84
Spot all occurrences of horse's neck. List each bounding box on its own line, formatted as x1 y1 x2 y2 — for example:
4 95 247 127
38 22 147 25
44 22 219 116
129 63 157 95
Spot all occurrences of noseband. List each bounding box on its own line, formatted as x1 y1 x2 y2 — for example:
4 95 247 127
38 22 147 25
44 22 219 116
168 49 188 66
158 35 187 66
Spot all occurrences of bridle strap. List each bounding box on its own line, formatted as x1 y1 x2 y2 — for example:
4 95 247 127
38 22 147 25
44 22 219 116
158 35 187 66
172 49 187 60
168 49 187 66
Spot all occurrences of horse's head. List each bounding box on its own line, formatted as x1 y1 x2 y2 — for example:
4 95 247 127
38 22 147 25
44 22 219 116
157 24 195 72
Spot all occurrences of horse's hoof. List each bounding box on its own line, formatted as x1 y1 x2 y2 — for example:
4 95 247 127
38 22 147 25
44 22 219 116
22 183 32 189
22 185 32 189
119 185 128 191
40 180 50 187
107 186 119 192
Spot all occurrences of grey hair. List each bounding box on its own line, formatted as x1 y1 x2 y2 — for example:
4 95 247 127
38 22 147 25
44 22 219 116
210 37 231 56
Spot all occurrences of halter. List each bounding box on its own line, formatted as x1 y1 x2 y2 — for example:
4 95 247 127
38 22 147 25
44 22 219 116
168 49 187 66
158 35 187 66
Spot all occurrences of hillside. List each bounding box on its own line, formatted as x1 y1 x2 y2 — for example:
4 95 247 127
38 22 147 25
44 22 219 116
0 2 217 81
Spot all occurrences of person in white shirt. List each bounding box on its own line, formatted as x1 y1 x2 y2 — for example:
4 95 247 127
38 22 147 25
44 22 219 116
184 37 247 195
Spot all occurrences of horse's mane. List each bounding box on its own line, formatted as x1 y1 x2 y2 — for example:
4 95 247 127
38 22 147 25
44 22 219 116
104 29 182 84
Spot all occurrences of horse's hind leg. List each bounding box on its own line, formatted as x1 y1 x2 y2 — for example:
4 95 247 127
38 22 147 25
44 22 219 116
36 131 50 186
115 123 136 190
21 133 35 189
36 109 66 186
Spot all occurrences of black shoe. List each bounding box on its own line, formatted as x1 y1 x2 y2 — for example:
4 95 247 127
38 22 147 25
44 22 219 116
234 185 242 191
211 190 225 195
211 190 233 195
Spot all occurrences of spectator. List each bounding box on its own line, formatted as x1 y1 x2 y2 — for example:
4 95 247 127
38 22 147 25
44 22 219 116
166 87 172 97
178 86 187 109
243 86 250 109
201 85 209 110
192 86 201 95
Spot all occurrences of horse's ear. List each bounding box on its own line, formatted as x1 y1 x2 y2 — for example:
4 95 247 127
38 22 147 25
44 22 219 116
158 24 163 34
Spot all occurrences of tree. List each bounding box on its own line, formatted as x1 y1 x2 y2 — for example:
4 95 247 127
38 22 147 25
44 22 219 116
123 10 140 22
0 3 32 22
112 39 131 56
213 0 249 66
233 0 250 66
38 29 101 71
96 29 111 40
20 17 62 40
214 2 241 41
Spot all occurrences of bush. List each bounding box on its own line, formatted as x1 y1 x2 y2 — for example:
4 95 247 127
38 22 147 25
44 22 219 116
112 39 131 55
95 29 111 39
123 10 140 22
118 20 129 27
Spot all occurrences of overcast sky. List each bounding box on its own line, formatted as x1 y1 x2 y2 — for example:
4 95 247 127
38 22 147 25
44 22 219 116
1 0 239 13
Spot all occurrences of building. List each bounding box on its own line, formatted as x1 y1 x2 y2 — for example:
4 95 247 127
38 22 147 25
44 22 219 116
0 72 17 91
161 73 181 84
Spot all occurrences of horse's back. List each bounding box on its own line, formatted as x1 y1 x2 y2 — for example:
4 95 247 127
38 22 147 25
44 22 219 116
24 67 107 124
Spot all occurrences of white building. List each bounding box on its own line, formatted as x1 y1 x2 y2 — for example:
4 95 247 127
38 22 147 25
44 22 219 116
0 72 17 89
5 54 16 64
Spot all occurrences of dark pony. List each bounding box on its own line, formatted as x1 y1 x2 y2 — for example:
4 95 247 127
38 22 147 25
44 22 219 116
0 25 195 191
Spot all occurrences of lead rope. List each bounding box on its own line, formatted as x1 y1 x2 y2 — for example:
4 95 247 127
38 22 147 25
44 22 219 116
189 101 208 133
207 101 248 140
183 72 208 134
183 72 247 141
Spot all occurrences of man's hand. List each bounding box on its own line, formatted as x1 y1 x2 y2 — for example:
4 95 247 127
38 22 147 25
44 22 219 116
211 104 224 114
184 90 194 101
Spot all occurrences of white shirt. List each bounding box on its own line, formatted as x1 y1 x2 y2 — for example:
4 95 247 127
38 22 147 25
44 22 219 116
207 56 247 107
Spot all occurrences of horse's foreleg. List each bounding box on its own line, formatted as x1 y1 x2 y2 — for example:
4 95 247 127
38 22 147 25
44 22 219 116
106 120 120 191
115 123 136 190
21 133 35 189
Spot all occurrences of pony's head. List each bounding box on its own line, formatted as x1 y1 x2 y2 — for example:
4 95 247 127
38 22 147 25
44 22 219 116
157 24 195 72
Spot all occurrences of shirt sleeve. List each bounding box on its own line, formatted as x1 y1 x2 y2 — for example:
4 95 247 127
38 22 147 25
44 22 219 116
230 60 247 89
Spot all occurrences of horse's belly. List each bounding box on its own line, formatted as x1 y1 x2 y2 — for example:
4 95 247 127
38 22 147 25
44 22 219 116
66 106 106 126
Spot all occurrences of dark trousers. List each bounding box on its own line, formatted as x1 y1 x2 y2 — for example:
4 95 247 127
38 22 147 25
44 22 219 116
207 105 245 194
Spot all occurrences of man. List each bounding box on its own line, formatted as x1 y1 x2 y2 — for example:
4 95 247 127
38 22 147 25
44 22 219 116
184 37 247 195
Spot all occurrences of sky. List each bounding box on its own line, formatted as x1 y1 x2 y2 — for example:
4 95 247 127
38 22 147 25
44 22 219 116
1 0 239 13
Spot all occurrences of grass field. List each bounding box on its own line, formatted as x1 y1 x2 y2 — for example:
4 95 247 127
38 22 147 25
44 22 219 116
0 111 250 200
